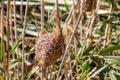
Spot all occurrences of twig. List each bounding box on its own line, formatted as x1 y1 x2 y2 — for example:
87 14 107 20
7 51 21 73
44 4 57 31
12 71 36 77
56 11 82 80
103 4 112 47
22 0 29 80
41 66 46 80
63 5 73 43
41 0 45 34
85 0 100 38
72 0 76 26
34 9 40 35
20 0 23 24
70 0 76 78
40 0 46 80
5 0 11 79
56 0 61 31
1 0 5 79
13 0 19 78
10 0 13 58
14 0 17 48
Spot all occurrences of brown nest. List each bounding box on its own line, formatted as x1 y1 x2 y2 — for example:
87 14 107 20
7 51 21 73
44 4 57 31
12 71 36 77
35 0 64 68
35 29 64 67
35 11 65 67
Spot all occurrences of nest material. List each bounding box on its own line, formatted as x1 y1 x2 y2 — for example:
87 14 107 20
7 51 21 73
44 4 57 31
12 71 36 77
35 31 64 67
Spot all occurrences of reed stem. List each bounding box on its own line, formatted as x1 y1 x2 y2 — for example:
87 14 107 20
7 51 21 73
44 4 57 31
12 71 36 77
41 0 45 34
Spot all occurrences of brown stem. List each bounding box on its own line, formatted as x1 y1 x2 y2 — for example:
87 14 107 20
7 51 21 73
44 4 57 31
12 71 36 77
41 67 46 80
14 0 17 43
103 5 112 47
5 0 11 79
22 0 29 80
34 9 40 35
20 0 23 24
10 0 13 51
13 0 19 78
57 10 81 80
41 0 45 34
1 0 5 79
55 0 61 32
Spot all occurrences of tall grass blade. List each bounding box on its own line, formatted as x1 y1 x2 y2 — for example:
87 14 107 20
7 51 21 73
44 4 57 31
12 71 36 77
99 45 120 56
9 35 22 55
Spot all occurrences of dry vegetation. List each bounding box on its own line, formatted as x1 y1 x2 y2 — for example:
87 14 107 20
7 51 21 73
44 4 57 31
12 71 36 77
0 0 120 80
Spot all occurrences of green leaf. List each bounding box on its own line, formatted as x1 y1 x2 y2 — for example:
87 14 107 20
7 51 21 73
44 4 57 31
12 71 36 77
82 67 91 79
0 75 4 80
108 70 117 80
13 55 22 63
72 51 81 64
81 58 92 79
115 72 120 79
0 42 3 62
9 35 22 55
99 45 120 56
0 66 4 72
105 56 120 61
9 62 19 70
89 62 117 78
27 66 39 80
64 0 69 11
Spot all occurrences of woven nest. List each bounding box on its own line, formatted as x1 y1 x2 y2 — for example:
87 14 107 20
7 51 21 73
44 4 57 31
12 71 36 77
35 31 64 67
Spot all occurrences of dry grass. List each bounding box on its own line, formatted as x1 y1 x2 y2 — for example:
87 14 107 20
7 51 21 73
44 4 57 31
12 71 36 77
0 0 120 80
